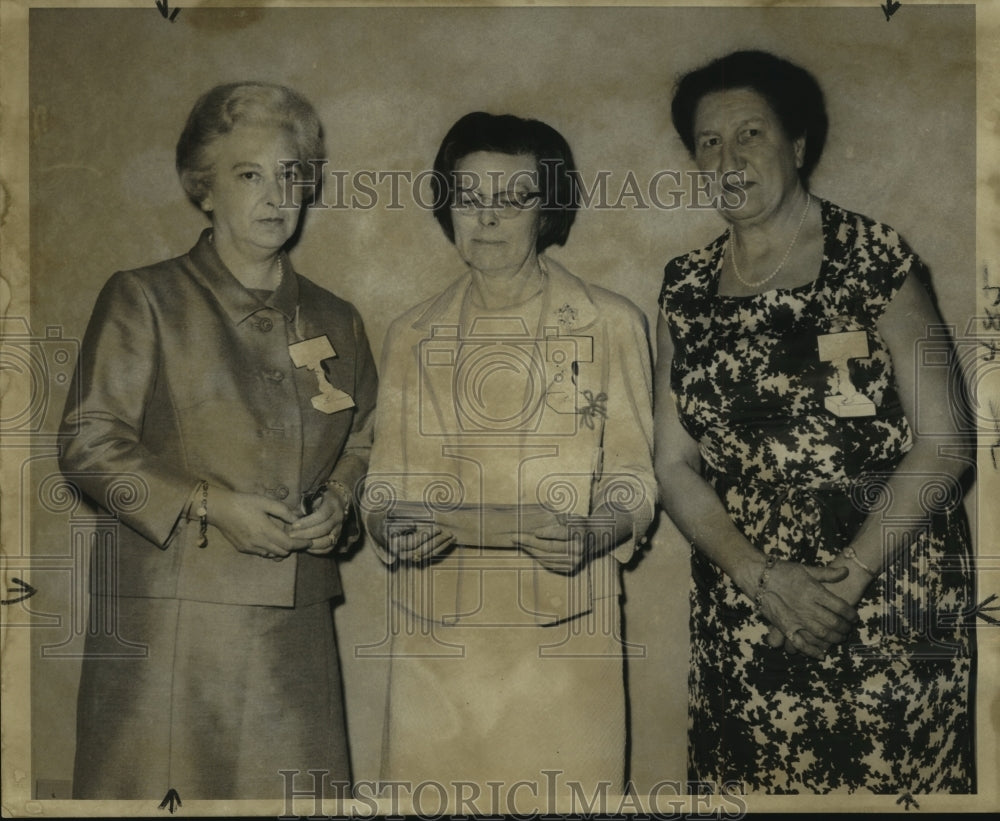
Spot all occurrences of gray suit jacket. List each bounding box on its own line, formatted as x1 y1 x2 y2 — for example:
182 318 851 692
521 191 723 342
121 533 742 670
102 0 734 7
60 229 377 607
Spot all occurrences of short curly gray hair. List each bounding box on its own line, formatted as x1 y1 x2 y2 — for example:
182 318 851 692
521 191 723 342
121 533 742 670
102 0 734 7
176 81 325 205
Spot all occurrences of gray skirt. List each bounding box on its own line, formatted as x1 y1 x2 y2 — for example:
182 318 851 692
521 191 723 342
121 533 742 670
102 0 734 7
73 596 350 800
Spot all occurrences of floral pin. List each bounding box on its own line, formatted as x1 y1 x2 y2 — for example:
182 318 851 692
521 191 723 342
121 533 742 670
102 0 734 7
555 303 577 328
577 390 608 430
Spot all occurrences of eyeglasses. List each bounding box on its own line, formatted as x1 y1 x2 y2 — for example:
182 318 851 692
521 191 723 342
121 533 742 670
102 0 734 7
452 190 542 218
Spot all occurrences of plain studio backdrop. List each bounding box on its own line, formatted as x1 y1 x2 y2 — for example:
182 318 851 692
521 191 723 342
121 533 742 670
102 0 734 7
23 2 978 801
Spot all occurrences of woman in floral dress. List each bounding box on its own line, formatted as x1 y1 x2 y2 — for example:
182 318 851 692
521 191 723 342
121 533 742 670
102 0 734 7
655 50 975 793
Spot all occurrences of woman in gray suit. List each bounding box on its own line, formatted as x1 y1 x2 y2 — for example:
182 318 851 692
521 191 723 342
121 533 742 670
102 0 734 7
60 82 377 799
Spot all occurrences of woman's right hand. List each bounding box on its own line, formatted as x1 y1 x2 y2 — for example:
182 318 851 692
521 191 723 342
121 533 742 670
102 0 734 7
368 512 456 564
757 561 858 659
209 487 311 559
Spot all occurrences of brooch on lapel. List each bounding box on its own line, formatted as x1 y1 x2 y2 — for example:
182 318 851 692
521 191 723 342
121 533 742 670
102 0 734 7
555 303 578 329
578 389 608 429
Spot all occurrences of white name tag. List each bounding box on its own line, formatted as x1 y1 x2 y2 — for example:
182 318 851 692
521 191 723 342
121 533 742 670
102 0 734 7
289 335 356 414
817 331 876 417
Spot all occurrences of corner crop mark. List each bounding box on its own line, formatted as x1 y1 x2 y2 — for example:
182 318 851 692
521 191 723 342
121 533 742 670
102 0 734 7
881 1 902 22
155 0 180 22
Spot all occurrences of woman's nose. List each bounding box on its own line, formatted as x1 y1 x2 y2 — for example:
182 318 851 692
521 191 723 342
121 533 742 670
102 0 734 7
477 205 500 226
265 175 286 207
721 142 744 174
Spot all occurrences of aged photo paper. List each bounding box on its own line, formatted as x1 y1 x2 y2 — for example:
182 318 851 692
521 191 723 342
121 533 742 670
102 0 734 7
1 0 998 816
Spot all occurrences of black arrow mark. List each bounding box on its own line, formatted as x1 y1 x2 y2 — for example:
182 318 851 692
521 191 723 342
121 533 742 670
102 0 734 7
938 592 1000 630
882 0 902 21
966 592 1000 626
896 792 919 810
159 788 182 813
0 577 37 605
155 0 181 22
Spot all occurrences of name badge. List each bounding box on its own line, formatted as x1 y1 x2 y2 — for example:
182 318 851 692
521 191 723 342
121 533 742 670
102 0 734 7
289 335 355 414
817 330 876 417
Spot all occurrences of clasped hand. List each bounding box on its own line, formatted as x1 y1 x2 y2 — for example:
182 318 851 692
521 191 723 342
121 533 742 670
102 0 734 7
372 516 613 573
211 488 347 559
511 524 593 574
370 513 456 564
757 561 859 659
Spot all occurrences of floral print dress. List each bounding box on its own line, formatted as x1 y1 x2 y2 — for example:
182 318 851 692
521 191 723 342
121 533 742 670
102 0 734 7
658 200 975 794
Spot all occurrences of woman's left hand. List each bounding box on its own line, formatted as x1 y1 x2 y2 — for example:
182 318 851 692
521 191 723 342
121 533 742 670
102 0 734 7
512 523 595 574
288 491 347 555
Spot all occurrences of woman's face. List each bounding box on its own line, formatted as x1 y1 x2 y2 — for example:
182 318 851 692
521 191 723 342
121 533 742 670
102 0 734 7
199 124 304 257
450 151 541 277
692 87 805 226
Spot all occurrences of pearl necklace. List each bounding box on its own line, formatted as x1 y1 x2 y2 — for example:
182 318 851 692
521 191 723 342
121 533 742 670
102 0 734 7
729 194 812 289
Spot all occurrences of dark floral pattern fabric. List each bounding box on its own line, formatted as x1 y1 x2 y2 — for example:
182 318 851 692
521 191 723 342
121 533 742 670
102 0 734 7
659 200 975 794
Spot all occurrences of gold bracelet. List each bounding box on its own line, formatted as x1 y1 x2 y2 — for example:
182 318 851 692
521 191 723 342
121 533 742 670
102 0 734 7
843 546 874 575
327 478 353 515
753 554 777 615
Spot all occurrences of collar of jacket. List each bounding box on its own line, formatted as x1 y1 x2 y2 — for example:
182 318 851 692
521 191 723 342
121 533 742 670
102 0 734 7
408 254 600 334
187 228 300 325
